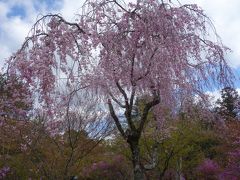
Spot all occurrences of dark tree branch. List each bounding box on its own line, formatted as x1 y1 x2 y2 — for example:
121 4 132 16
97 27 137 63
20 33 48 52
138 96 160 135
34 14 86 34
159 148 175 178
115 81 136 130
130 86 136 111
116 81 129 104
108 99 126 138
109 91 126 108
136 47 158 82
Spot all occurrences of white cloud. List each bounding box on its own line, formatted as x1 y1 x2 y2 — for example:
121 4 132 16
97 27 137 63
2 17 32 47
0 2 8 17
205 90 221 104
181 0 240 68
60 0 84 21
0 0 61 67
0 2 31 66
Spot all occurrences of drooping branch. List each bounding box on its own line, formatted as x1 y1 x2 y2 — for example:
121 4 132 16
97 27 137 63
19 33 48 52
33 14 86 34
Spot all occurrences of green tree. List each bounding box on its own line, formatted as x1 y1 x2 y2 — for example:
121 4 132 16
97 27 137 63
216 87 240 119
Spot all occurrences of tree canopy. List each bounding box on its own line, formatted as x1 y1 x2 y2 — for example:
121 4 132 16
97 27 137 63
8 0 232 113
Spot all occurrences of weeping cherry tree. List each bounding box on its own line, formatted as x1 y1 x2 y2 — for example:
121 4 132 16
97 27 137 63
7 0 233 179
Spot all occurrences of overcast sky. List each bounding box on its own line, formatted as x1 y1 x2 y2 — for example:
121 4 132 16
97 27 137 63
0 0 239 89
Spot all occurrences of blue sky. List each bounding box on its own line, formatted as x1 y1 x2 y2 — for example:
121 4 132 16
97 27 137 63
0 0 240 96
7 4 26 18
5 0 62 20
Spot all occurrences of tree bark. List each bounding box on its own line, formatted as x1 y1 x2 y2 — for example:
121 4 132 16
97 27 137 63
108 93 160 180
128 134 145 180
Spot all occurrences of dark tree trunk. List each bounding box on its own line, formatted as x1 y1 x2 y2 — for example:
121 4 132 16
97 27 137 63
108 96 160 180
128 133 145 180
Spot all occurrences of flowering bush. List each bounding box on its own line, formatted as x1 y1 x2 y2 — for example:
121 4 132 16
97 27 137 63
82 155 132 179
197 159 220 179
0 166 10 179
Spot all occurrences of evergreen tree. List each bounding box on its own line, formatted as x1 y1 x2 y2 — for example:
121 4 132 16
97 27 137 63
216 87 240 119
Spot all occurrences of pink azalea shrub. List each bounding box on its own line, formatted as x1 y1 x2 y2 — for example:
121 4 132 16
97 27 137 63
82 155 132 179
197 159 220 179
0 166 10 179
